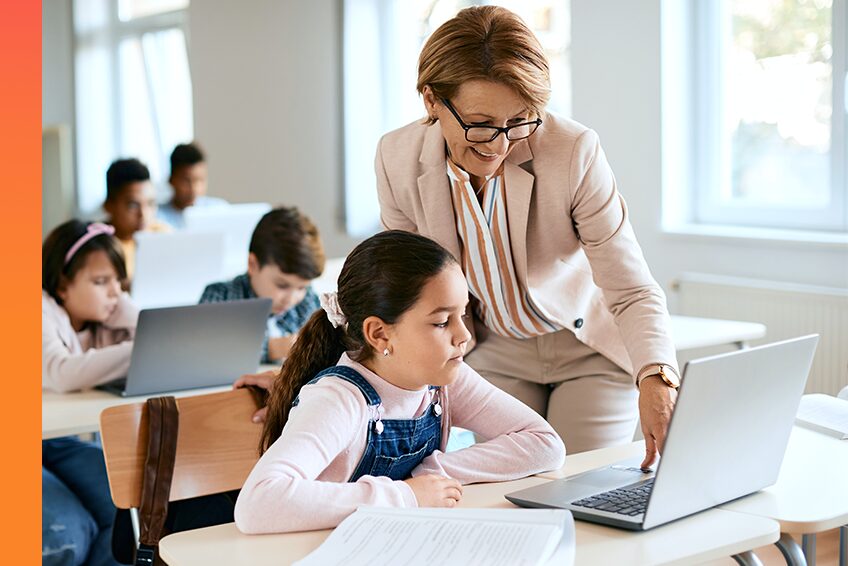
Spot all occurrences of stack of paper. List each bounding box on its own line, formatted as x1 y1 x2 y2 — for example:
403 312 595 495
796 394 848 439
293 506 575 566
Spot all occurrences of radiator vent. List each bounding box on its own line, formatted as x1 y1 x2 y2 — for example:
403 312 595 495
673 273 848 395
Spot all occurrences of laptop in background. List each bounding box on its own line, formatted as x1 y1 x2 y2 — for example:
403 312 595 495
505 335 819 531
98 299 272 397
184 202 271 279
131 230 227 310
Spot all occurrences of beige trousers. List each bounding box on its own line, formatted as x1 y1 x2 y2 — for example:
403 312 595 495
465 327 638 454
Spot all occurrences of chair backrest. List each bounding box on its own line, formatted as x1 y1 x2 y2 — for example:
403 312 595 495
100 388 263 509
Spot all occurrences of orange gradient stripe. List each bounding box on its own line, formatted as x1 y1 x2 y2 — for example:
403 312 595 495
0 0 41 561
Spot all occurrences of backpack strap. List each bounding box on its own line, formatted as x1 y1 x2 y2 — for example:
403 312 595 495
135 396 179 566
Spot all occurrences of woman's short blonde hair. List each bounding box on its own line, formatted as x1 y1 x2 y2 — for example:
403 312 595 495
417 5 551 123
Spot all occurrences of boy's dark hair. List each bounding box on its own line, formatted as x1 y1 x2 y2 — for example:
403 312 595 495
106 158 150 202
249 207 325 280
259 230 457 453
42 220 128 304
170 142 206 173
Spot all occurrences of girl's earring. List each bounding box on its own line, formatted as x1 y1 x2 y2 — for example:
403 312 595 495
383 348 390 357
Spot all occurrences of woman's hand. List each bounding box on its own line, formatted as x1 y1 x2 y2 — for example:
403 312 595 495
404 474 463 507
233 370 277 423
638 376 678 469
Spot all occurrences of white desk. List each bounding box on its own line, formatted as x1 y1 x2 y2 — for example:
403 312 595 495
719 424 848 566
42 365 278 440
159 443 779 566
669 315 766 351
539 424 848 566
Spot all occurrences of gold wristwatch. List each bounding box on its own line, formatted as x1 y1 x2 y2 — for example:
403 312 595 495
637 364 680 390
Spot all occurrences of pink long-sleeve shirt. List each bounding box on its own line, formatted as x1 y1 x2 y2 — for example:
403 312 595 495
234 353 565 534
42 290 138 393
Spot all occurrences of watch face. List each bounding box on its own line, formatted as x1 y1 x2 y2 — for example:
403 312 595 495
660 366 680 387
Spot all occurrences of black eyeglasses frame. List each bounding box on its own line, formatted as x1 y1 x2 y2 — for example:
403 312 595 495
440 98 542 143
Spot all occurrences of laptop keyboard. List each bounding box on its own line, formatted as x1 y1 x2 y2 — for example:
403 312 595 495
572 478 654 516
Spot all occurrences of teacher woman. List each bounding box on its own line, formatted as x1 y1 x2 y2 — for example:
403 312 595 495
375 6 679 467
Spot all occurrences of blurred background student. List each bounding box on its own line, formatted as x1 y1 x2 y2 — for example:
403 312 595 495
157 142 228 229
200 206 324 363
102 158 170 282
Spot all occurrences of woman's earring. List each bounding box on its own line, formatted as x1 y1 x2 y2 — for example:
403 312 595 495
383 348 390 357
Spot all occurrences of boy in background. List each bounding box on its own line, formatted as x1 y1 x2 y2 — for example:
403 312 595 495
200 207 324 363
103 158 169 281
158 142 228 228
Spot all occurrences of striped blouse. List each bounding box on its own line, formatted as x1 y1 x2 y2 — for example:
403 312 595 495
447 160 561 339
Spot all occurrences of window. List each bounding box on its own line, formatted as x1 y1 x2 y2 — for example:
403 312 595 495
73 0 193 213
690 0 846 232
342 0 571 236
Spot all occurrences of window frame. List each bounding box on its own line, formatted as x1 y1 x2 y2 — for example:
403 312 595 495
691 0 848 233
72 0 191 214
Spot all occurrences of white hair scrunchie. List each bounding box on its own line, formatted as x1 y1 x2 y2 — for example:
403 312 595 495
320 292 347 329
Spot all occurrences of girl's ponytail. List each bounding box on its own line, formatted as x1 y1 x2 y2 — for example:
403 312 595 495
259 310 345 453
259 230 457 454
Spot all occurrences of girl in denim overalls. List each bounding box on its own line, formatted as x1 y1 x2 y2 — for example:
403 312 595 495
235 231 565 534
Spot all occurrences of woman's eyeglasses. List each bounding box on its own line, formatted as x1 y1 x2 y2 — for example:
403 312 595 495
441 98 542 143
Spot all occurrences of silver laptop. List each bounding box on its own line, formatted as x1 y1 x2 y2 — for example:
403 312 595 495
131 230 227 310
98 299 272 397
505 335 819 531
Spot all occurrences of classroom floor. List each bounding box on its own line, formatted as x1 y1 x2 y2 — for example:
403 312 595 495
709 528 841 565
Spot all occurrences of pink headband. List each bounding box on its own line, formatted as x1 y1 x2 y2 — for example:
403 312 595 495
64 222 116 265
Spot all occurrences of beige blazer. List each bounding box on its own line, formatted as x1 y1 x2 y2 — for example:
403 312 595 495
374 113 678 378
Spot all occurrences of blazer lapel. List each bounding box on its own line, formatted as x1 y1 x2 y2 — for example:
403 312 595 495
503 139 534 286
417 126 462 261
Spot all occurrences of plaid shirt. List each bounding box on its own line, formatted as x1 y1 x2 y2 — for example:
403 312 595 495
199 273 320 363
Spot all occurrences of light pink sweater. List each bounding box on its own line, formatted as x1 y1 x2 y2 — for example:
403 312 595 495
41 290 139 393
235 353 565 534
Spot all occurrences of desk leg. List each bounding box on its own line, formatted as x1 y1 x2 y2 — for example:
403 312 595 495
840 525 847 566
775 533 808 566
802 534 816 566
129 507 141 546
732 551 764 566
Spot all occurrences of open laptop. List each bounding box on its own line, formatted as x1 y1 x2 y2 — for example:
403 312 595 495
131 230 227 310
184 202 271 279
505 335 819 531
98 299 272 397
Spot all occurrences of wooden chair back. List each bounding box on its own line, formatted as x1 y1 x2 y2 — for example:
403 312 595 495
100 388 263 509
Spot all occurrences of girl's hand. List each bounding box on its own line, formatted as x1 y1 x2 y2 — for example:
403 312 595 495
233 370 277 423
404 474 463 507
233 369 276 392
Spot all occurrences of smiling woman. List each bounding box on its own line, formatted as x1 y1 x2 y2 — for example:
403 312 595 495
375 5 681 462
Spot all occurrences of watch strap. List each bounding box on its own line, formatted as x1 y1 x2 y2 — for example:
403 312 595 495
636 363 680 389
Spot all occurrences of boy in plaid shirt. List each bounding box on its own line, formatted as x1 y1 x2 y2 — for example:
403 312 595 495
200 207 324 362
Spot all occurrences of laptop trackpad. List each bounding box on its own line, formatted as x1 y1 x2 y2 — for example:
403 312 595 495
565 457 654 493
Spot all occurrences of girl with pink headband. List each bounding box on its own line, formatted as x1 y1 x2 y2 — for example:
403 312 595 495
42 219 138 566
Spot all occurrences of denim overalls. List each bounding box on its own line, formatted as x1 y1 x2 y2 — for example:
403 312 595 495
293 365 443 481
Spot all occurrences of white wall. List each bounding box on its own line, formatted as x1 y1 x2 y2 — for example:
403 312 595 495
188 0 360 258
570 0 847 299
42 0 74 129
42 0 76 235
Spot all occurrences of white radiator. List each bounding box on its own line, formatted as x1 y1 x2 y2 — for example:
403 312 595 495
673 272 848 395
